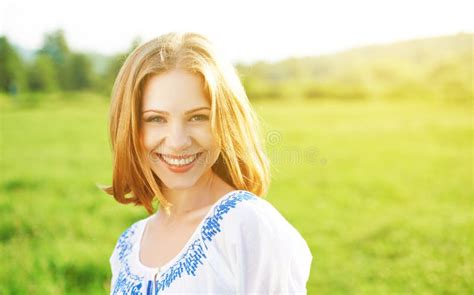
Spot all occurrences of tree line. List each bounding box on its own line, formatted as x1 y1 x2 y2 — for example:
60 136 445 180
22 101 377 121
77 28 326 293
0 29 136 95
1 30 472 102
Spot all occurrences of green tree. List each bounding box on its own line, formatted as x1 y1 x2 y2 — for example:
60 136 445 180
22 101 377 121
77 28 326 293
66 53 93 90
38 29 70 89
27 53 58 91
0 36 27 93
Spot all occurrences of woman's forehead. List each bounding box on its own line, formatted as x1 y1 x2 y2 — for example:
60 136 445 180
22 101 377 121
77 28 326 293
141 69 210 112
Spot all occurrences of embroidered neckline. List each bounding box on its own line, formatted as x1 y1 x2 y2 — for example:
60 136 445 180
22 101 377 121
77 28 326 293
135 189 241 272
111 190 258 295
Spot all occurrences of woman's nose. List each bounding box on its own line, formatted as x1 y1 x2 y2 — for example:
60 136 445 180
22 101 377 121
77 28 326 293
165 122 192 152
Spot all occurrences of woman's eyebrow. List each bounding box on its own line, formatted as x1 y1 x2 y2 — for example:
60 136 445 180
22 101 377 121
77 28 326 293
184 106 211 114
142 106 210 115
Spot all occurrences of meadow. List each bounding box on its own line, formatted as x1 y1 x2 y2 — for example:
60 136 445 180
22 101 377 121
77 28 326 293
0 93 472 294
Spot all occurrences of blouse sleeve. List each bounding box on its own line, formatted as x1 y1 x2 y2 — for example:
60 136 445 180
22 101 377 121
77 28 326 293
227 198 313 294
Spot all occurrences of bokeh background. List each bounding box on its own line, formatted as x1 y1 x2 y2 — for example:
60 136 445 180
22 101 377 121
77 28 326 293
0 0 473 294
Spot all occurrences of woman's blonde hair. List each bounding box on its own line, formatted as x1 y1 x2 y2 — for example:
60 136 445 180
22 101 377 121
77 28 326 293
99 32 270 216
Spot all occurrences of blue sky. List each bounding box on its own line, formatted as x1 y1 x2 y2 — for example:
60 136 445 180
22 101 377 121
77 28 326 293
1 0 472 63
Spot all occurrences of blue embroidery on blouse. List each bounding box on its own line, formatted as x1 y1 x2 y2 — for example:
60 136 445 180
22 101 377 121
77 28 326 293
112 224 145 294
111 190 257 294
146 280 153 295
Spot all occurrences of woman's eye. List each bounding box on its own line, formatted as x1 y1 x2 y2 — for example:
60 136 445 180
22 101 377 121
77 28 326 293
190 114 209 122
146 116 166 123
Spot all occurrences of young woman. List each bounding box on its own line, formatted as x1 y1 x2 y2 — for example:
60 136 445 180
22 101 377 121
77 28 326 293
101 32 313 294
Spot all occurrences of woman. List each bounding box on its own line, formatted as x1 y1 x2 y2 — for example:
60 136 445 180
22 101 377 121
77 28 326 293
101 32 313 294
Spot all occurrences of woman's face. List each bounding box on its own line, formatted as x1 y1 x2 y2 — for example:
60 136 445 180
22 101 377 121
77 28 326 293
140 68 220 190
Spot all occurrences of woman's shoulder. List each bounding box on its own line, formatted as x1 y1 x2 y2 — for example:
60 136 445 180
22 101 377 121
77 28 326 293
216 189 276 226
117 215 149 239
110 215 150 255
224 190 291 226
230 192 313 294
220 190 313 274
219 190 307 245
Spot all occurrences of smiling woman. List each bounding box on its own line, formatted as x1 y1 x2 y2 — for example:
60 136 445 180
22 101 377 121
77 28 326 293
140 69 221 186
99 32 312 294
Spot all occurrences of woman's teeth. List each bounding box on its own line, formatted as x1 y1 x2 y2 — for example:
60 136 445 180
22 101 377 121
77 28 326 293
160 153 200 166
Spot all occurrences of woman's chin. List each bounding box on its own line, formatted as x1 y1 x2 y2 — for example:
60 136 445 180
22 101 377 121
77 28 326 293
157 176 199 190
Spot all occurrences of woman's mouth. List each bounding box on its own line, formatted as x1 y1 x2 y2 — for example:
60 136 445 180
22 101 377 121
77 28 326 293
155 152 203 173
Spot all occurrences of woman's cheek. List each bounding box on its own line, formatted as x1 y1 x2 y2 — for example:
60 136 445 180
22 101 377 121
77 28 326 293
192 127 217 148
142 126 163 152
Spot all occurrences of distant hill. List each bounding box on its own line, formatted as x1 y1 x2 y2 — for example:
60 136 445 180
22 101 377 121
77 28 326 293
236 32 473 101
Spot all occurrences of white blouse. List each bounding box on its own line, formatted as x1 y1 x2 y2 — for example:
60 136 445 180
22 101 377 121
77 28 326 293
109 190 313 294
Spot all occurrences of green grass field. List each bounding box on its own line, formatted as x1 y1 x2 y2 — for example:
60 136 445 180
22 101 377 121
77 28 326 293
0 93 472 294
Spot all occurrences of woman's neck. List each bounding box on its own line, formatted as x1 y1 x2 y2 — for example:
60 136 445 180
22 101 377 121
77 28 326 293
158 171 233 220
